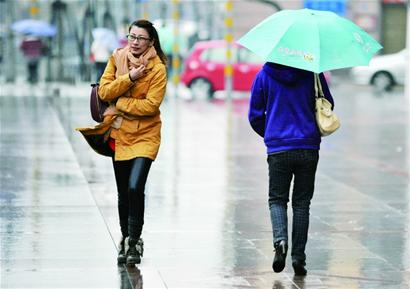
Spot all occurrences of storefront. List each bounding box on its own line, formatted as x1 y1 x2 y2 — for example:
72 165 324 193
381 0 407 54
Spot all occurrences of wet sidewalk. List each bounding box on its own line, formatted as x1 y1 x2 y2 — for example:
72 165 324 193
1 80 409 289
0 95 121 288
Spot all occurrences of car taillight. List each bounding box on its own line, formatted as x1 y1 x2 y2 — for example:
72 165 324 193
188 61 199 70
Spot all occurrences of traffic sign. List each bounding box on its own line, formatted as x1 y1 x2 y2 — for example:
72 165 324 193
304 0 346 16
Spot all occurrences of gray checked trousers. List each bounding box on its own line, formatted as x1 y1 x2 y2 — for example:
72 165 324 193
267 149 319 262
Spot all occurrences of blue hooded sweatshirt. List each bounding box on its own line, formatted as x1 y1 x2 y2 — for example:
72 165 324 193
248 62 334 154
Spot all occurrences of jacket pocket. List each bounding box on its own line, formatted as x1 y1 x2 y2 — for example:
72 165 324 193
120 118 140 145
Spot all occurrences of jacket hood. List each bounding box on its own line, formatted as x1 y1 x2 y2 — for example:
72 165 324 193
263 62 309 85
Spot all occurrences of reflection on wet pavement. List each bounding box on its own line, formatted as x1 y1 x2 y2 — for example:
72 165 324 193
118 266 143 289
0 96 119 288
1 82 409 288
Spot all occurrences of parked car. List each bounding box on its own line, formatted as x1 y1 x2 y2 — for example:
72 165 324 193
180 39 332 99
350 49 407 91
180 40 263 99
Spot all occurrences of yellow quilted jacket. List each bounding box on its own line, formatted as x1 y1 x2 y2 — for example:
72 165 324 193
98 54 167 161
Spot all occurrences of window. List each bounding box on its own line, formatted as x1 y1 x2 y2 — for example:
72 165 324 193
238 48 264 64
200 47 238 63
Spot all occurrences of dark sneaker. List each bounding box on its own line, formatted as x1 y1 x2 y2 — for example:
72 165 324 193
292 260 307 276
117 237 126 264
126 237 143 265
272 240 288 273
136 238 144 257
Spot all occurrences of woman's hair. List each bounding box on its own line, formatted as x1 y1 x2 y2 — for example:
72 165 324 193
129 19 167 65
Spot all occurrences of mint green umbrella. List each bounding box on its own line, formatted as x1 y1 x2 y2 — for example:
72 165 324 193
157 25 188 56
237 9 382 73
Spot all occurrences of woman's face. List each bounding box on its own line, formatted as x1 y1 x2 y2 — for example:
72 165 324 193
128 26 153 56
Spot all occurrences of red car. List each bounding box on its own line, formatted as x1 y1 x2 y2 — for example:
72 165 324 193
180 40 263 99
180 40 332 99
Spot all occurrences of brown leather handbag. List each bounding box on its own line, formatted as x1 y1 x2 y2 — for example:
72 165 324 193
89 83 108 122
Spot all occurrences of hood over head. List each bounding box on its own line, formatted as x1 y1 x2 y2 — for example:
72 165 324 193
263 62 310 85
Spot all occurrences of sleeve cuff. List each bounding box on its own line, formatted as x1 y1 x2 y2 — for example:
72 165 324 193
117 73 135 85
128 73 135 82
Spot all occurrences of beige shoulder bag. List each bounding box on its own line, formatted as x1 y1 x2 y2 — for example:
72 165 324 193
314 73 340 136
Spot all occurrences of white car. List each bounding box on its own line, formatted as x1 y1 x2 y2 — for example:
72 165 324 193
351 49 408 91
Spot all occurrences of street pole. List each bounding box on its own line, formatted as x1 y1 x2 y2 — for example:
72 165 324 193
224 0 234 104
406 0 410 100
5 0 16 82
82 1 96 82
121 0 130 35
172 0 181 92
51 0 66 82
224 0 234 174
405 0 410 269
29 0 40 18
142 0 149 19
103 0 115 31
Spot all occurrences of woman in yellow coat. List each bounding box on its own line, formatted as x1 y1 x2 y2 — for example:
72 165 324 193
96 19 167 265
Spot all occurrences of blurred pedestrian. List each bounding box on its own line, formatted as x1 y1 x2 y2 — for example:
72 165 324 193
91 28 119 82
0 35 4 77
248 62 334 276
0 35 4 64
90 39 111 82
20 35 44 83
99 19 167 266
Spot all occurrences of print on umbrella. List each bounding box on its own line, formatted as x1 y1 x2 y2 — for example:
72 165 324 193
353 33 372 53
277 47 315 62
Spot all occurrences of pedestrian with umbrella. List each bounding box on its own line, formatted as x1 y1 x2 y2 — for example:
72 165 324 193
19 35 45 84
238 8 382 276
11 19 57 37
11 19 56 84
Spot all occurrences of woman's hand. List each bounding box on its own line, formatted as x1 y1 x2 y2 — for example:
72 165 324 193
129 64 145 81
103 104 119 116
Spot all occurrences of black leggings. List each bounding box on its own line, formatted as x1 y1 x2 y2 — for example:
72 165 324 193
112 157 152 240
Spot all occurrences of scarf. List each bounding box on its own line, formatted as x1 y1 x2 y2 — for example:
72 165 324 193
113 45 157 78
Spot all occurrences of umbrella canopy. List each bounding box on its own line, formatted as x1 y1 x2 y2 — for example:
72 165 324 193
92 27 120 51
154 19 196 55
237 9 382 73
157 25 188 55
11 19 56 37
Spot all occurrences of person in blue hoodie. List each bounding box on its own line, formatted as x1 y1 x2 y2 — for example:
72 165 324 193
248 62 334 276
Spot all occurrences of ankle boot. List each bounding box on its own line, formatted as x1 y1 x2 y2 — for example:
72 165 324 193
136 238 144 257
292 260 307 276
126 237 143 265
272 240 288 273
117 237 127 264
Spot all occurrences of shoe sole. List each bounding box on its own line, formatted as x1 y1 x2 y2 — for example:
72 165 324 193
292 263 307 276
126 257 141 266
117 256 126 265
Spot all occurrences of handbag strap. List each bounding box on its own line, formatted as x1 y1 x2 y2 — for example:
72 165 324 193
314 73 324 98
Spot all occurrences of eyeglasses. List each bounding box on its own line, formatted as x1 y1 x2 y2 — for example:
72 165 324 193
127 35 151 43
